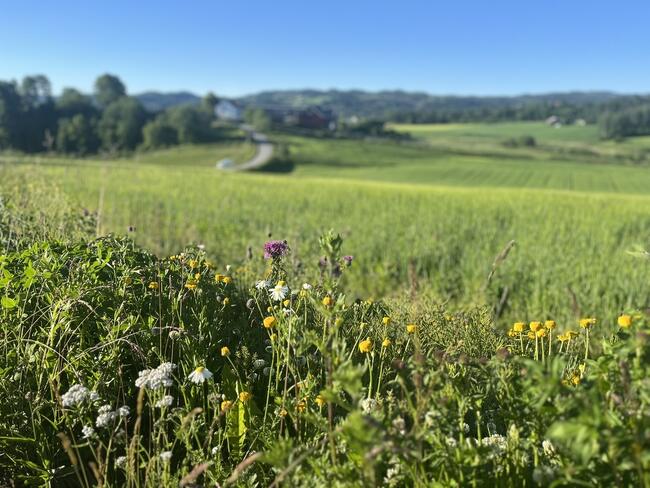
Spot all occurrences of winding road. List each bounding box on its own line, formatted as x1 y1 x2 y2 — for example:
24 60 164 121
220 125 274 171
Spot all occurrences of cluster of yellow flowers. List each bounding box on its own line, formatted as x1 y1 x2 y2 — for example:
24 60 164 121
507 320 557 338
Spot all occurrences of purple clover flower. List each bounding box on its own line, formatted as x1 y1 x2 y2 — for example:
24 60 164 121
264 240 288 260
343 255 354 266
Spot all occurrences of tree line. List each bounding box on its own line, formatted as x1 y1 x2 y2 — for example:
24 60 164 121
0 74 220 155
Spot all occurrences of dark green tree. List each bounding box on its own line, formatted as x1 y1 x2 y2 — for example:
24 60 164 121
56 88 97 118
94 74 126 108
56 114 100 155
142 117 179 149
97 97 147 152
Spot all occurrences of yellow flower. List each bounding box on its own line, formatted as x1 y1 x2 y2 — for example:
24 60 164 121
382 316 391 326
359 338 373 353
266 306 273 313
571 374 581 386
220 400 233 412
406 324 417 334
315 394 326 407
507 329 517 338
263 316 277 329
297 400 306 413
223 297 230 305
194 273 201 280
382 338 392 348
544 320 556 330
277 280 286 287
579 318 596 329
299 289 308 298
189 259 198 269
279 408 288 417
185 280 198 290
283 299 290 307
322 296 333 306
239 391 252 403
536 329 547 338
618 314 632 329
527 331 536 340
557 333 569 342
220 346 230 357
270 333 277 342
222 276 232 285
529 321 542 332
513 322 525 333
148 281 159 290
215 273 224 283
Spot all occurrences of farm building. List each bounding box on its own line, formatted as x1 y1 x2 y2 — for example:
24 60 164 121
215 99 244 121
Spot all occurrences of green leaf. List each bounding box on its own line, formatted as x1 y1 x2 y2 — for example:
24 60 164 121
1 296 17 309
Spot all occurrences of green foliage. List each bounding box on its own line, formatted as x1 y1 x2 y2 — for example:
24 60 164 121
98 97 147 152
142 117 179 149
94 73 127 108
56 114 100 155
244 107 271 131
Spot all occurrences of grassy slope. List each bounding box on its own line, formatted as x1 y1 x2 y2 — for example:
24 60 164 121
2 159 649 327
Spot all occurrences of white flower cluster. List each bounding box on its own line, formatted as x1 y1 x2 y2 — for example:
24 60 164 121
480 434 507 454
82 425 95 439
62 384 99 408
96 404 117 428
118 405 130 417
359 398 377 414
135 362 176 390
155 395 174 408
115 456 127 469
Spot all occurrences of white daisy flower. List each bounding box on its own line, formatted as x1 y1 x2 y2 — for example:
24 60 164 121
188 366 213 384
269 282 288 301
255 280 269 290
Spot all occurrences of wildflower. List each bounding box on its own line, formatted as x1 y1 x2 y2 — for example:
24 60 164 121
223 297 230 305
618 314 632 329
215 273 225 283
529 321 542 332
513 322 525 333
302 283 312 290
61 384 91 408
160 451 172 462
359 398 377 413
270 281 288 301
279 408 288 417
189 259 198 269
239 391 252 403
359 338 373 353
222 276 232 285
382 316 392 326
557 333 569 342
255 280 269 290
188 366 213 384
315 394 326 407
507 329 517 338
343 255 354 266
82 425 95 439
579 318 596 329
270 333 277 342
322 296 333 306
115 456 127 469
263 316 277 329
527 331 535 340
571 374 581 386
446 437 458 448
544 320 556 330
283 299 290 307
118 406 130 417
155 395 174 408
96 405 117 428
185 280 198 290
536 329 547 338
135 363 176 390
382 338 392 348
406 324 417 334
297 400 307 413
148 281 159 290
263 240 288 259
221 400 233 412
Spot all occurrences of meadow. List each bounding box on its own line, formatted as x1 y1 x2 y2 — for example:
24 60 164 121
1 121 650 485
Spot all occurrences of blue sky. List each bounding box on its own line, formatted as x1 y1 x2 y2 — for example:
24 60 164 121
1 0 649 97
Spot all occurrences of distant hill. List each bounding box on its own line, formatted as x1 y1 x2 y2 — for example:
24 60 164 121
235 89 623 120
135 91 201 112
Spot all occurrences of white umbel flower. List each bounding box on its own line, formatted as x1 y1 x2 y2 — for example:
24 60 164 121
188 366 213 384
155 395 174 408
96 405 117 428
82 425 95 439
269 282 288 301
135 362 177 390
118 406 130 417
61 384 90 407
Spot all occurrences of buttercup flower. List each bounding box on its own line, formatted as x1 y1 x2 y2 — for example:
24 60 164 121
239 391 252 402
322 296 333 306
529 321 542 332
406 324 417 334
221 400 234 412
359 338 373 353
544 320 556 330
263 316 277 329
382 316 392 326
148 281 159 290
579 318 596 329
382 338 392 348
618 314 632 328
220 346 230 357
315 394 326 407
513 322 525 333
263 240 288 259
188 366 213 384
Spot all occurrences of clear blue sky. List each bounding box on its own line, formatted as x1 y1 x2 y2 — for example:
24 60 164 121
1 0 649 97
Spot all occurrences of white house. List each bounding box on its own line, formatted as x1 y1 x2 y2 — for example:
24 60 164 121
215 100 243 121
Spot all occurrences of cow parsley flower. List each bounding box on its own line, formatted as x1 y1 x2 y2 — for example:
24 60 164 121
118 406 130 417
135 363 177 390
96 405 117 428
156 395 174 408
82 425 95 439
61 384 90 408
188 366 213 384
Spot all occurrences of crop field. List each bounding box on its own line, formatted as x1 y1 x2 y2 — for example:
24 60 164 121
2 122 650 486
